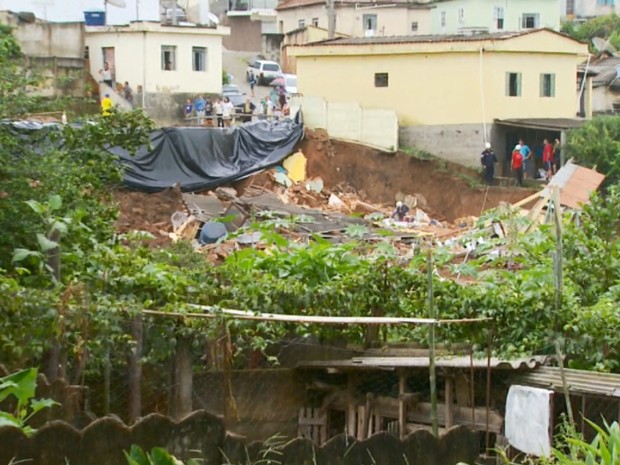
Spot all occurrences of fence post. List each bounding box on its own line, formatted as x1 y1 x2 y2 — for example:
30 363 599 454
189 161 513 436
128 313 143 422
428 249 439 437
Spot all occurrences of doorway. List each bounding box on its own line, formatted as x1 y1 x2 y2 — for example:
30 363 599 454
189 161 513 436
102 47 116 87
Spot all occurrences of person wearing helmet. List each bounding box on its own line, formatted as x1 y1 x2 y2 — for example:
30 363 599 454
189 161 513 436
512 144 524 187
480 141 497 186
391 201 410 221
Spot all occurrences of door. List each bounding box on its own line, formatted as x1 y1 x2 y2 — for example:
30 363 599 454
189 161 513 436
102 47 116 86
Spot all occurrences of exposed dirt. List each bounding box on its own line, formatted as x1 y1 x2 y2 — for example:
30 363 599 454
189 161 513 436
112 129 537 242
297 129 537 222
113 185 186 247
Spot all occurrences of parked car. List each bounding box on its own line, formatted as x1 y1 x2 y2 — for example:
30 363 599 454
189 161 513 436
222 84 241 95
246 60 282 85
282 74 298 95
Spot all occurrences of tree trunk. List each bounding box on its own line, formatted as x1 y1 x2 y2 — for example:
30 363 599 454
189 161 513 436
128 314 143 423
172 336 193 420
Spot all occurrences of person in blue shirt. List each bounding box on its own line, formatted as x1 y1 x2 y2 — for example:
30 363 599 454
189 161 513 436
519 138 532 179
184 99 193 120
194 95 206 125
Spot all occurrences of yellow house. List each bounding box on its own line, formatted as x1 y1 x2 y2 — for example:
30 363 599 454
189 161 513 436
289 29 590 169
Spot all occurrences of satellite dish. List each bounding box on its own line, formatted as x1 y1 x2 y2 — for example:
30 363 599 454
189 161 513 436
106 0 127 8
207 12 220 25
593 37 618 56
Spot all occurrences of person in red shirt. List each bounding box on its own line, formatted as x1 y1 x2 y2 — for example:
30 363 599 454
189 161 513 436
512 144 524 186
542 138 554 176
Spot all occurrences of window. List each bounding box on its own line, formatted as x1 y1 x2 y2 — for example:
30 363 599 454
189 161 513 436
161 45 176 71
540 73 556 97
440 11 446 28
521 13 539 29
312 17 319 26
263 63 280 72
411 21 418 32
506 72 522 97
298 19 305 28
597 0 615 5
494 6 504 29
192 46 207 71
458 8 464 25
375 72 388 87
363 14 377 31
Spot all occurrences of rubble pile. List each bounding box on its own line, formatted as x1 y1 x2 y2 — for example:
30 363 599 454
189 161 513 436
169 150 467 264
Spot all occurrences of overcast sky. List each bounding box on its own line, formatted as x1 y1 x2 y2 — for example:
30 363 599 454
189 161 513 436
0 0 161 24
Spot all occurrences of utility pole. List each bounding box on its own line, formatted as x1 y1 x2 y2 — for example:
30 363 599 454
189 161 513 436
172 0 178 25
326 0 335 38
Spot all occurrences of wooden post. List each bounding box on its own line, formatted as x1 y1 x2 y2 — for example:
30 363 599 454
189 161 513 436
445 375 454 430
399 372 407 439
428 249 439 437
128 313 143 423
172 335 193 420
346 375 357 438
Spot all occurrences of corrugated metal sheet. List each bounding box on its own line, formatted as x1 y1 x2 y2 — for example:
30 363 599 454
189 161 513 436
513 367 620 398
298 355 547 370
545 161 605 209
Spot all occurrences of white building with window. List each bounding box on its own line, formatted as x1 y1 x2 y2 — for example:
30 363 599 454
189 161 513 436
429 0 561 35
85 21 229 122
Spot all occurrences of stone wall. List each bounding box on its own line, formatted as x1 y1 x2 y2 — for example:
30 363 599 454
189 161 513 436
0 411 480 465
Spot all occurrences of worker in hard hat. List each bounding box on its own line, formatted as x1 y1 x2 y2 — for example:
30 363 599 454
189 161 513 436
480 141 498 186
391 201 410 222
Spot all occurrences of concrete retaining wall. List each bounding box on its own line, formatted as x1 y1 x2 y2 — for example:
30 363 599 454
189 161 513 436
291 96 398 151
399 124 487 168
0 411 480 465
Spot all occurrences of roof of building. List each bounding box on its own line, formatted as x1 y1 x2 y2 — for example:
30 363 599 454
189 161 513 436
276 0 431 11
297 355 548 371
495 118 587 131
579 55 620 88
513 366 620 398
544 160 605 210
298 28 582 47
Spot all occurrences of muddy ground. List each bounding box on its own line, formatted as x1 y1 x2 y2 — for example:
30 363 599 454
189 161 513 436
114 129 536 241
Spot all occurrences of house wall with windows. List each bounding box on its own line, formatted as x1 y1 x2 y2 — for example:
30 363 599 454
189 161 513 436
429 0 562 34
569 0 618 20
289 29 588 166
276 2 431 37
85 21 229 123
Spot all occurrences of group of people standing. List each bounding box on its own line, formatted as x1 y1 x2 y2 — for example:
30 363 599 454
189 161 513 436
98 61 134 113
480 138 562 187
185 95 236 128
510 138 561 186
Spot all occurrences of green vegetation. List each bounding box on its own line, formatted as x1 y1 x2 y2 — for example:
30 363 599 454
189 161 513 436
1 25 620 433
0 368 57 435
567 116 620 188
125 445 199 465
562 14 620 51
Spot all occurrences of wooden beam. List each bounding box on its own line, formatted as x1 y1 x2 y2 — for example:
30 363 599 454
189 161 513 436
143 308 491 326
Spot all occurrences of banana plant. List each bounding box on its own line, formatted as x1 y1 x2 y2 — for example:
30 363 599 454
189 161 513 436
0 367 58 436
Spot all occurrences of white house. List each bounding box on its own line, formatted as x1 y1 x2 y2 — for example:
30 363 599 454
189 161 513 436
86 21 229 122
430 0 562 35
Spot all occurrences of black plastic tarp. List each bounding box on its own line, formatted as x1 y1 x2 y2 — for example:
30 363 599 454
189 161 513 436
112 117 304 192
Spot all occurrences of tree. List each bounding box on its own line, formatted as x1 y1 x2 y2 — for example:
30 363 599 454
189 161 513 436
561 14 620 51
566 116 620 187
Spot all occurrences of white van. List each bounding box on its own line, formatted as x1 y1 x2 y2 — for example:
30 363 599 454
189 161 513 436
246 60 282 85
